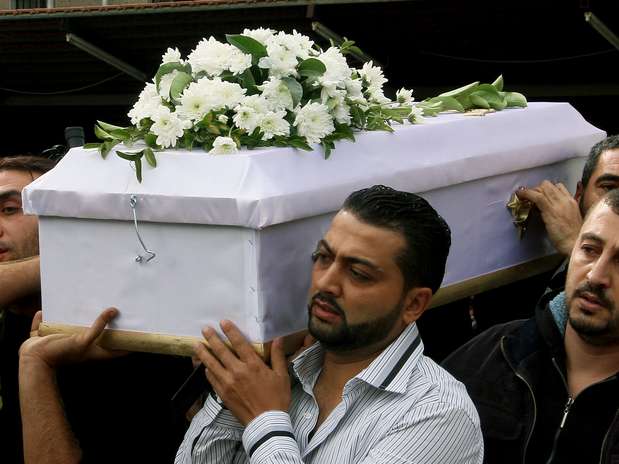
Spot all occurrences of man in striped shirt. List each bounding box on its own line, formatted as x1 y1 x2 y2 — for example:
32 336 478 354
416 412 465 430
176 185 483 464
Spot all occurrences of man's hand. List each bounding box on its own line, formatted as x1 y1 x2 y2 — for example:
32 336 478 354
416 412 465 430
19 308 126 371
517 181 582 256
195 320 291 426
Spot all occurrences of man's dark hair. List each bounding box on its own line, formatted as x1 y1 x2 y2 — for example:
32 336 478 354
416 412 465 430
342 185 451 294
581 135 619 188
0 155 56 178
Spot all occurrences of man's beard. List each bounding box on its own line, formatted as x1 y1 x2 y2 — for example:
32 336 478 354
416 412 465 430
307 292 403 352
568 281 619 345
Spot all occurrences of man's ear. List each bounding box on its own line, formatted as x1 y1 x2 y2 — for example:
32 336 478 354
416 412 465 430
574 181 584 202
402 287 433 325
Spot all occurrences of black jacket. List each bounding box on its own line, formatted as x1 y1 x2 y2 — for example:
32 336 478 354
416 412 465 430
442 291 619 464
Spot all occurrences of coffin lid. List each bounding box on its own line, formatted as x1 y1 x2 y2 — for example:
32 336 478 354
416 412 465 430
22 102 604 229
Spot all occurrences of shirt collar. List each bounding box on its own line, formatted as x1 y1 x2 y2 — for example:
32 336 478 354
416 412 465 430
290 323 424 395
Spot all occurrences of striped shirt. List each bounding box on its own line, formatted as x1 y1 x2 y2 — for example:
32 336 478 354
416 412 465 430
175 323 483 464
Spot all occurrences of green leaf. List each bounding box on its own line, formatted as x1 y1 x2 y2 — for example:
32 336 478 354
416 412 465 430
96 121 126 133
144 148 157 167
116 150 141 162
427 96 465 112
469 94 490 109
226 34 267 65
109 128 131 142
144 133 159 148
100 140 118 159
135 157 143 183
83 143 101 150
239 68 257 91
94 124 114 141
504 91 528 108
281 77 303 108
169 71 193 101
439 81 480 98
491 75 504 92
155 62 191 89
298 58 327 79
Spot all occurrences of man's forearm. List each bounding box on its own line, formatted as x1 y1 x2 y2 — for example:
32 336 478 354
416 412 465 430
0 256 40 307
19 357 82 464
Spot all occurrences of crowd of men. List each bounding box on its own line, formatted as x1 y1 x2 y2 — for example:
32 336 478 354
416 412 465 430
1 134 618 463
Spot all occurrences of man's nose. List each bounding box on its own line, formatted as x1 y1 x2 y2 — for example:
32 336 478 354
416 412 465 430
316 263 343 297
587 255 611 289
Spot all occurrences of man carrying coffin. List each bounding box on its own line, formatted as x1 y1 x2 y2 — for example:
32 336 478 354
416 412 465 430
13 154 193 464
176 185 483 463
443 189 619 464
0 156 55 464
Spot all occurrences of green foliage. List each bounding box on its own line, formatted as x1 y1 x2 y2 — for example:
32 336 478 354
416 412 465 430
226 34 268 65
418 75 527 117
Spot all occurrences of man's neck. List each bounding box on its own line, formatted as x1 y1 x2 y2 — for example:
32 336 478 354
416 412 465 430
565 324 619 397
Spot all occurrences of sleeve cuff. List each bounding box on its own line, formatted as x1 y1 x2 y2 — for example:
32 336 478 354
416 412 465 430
200 391 244 430
242 411 299 462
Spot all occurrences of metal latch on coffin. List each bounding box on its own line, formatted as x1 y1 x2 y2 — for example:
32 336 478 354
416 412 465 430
129 195 156 263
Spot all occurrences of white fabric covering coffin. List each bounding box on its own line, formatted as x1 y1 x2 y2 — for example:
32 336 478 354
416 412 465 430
23 102 605 342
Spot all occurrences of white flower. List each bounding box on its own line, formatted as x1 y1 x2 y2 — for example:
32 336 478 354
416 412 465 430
161 47 182 64
150 106 189 148
188 37 252 76
210 136 238 155
127 83 162 126
408 105 425 124
267 30 314 59
345 78 364 100
217 114 229 124
293 102 335 145
259 110 290 140
332 99 351 125
239 94 270 113
158 69 180 101
396 88 414 105
176 80 213 122
212 79 246 109
242 27 275 45
259 42 298 78
259 77 294 111
366 85 390 105
318 47 352 88
233 105 261 133
359 61 388 89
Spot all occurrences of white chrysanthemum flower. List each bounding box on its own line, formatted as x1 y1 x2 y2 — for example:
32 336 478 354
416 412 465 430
359 61 388 89
233 105 261 133
150 106 189 148
127 83 162 126
242 27 275 45
188 37 252 76
176 80 213 122
158 69 180 101
396 88 414 105
366 85 390 104
293 102 335 145
408 105 425 124
267 30 314 59
259 110 290 140
259 77 294 111
210 79 246 109
161 47 182 64
217 114 229 124
240 94 270 113
210 136 238 155
345 78 364 100
318 47 352 87
259 43 298 78
331 100 352 125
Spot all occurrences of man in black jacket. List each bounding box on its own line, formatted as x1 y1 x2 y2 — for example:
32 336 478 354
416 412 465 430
443 188 619 464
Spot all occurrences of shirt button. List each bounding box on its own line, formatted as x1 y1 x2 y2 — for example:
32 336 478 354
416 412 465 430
304 413 312 419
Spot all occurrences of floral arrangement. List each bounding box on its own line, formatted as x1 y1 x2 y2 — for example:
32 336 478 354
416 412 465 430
86 28 526 182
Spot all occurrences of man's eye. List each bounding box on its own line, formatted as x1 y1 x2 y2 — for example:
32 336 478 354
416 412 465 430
581 245 599 257
350 268 371 282
599 183 619 192
1 206 19 215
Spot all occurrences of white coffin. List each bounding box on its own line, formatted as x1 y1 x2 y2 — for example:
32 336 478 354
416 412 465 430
23 102 605 347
